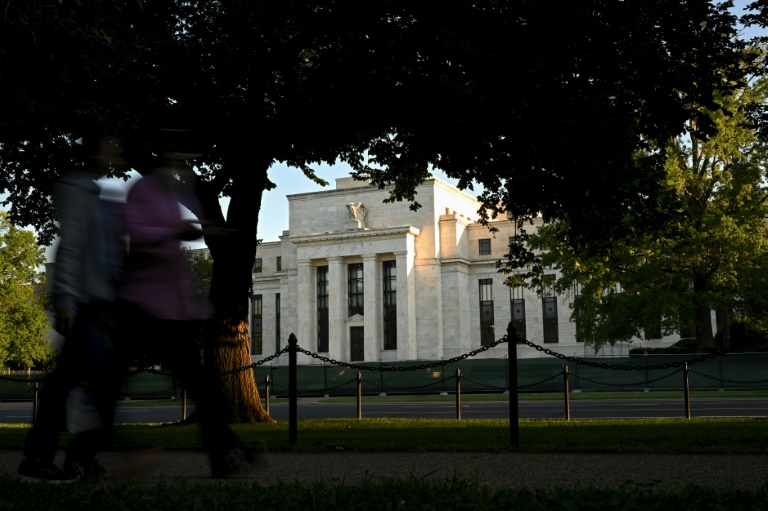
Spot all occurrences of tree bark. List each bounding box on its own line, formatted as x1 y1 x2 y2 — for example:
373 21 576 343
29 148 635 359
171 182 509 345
197 161 274 423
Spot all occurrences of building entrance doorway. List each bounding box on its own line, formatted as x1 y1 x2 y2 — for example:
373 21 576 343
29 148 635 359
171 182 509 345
350 326 364 361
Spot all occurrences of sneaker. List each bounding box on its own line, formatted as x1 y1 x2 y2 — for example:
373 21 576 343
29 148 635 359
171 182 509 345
63 459 108 481
210 448 256 479
17 458 79 484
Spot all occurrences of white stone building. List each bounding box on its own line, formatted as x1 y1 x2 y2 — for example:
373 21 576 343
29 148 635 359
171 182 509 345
249 176 679 364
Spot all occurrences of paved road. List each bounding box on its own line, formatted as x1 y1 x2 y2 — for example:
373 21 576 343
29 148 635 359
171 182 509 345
1 398 766 424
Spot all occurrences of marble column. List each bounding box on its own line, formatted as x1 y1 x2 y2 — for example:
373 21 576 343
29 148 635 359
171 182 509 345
362 254 380 361
395 247 417 360
327 256 345 362
296 259 313 352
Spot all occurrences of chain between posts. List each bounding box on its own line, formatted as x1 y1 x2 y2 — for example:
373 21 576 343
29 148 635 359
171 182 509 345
573 368 683 387
294 337 509 372
361 376 455 391
219 346 292 376
516 338 724 371
271 377 357 393
688 368 768 385
0 374 46 383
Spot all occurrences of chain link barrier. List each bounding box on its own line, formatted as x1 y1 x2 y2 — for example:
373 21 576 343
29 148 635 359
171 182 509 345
219 346 292 376
688 367 768 385
361 376 456 391
0 374 46 383
462 375 508 391
516 338 723 371
4 333 759 400
517 371 565 390
293 337 508 372
573 368 683 388
271 376 358 394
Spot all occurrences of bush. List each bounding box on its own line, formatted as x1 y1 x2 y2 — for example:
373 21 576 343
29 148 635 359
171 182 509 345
715 319 768 352
630 338 697 355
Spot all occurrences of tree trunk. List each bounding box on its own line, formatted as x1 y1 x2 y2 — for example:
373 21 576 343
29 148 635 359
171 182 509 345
197 162 274 423
693 275 715 351
716 307 731 351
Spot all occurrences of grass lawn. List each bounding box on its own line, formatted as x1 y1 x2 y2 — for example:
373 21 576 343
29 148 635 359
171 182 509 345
1 417 766 509
0 417 766 454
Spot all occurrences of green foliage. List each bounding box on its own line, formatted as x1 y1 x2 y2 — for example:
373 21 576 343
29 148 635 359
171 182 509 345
2 417 768 454
714 318 768 352
504 59 768 351
0 213 51 369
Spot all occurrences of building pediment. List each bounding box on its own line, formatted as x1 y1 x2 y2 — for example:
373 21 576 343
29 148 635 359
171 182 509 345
290 226 420 245
347 314 365 325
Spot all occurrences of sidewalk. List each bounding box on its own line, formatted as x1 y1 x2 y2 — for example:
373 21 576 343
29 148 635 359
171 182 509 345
2 450 766 490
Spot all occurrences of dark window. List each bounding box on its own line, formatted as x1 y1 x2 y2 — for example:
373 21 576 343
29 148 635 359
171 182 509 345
348 263 364 316
479 239 491 255
542 275 558 344
276 256 282 272
250 295 262 355
317 266 329 352
253 258 262 273
510 286 526 341
479 279 495 345
350 326 364 362
275 293 281 352
383 260 397 350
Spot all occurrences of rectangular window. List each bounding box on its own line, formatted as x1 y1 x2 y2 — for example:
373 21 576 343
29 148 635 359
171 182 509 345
250 295 262 355
350 326 365 362
348 263 364 316
479 279 495 346
275 293 281 353
276 256 282 272
479 238 491 255
542 275 558 344
383 260 397 350
510 285 526 341
317 266 329 352
253 258 262 273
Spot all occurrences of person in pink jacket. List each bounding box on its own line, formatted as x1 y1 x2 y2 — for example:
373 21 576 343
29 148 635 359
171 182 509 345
118 130 251 478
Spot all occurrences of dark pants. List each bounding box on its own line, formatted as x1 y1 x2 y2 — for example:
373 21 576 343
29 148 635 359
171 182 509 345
23 302 119 465
116 301 240 461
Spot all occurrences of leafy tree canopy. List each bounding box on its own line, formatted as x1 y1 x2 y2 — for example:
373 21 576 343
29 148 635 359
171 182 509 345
503 56 768 351
0 212 51 369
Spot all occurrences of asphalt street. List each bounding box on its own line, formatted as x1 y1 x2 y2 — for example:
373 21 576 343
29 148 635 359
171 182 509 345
1 397 766 424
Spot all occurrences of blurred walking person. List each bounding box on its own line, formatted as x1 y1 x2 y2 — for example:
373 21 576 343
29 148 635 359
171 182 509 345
117 129 252 478
18 135 125 484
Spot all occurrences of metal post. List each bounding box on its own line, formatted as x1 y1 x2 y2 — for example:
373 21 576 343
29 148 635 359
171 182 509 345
644 363 650 393
683 361 691 419
33 381 39 424
718 356 724 391
289 333 298 444
456 368 462 420
323 363 328 397
182 387 187 421
507 321 519 447
563 365 570 421
356 371 362 419
265 374 271 416
380 362 385 396
504 355 509 392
